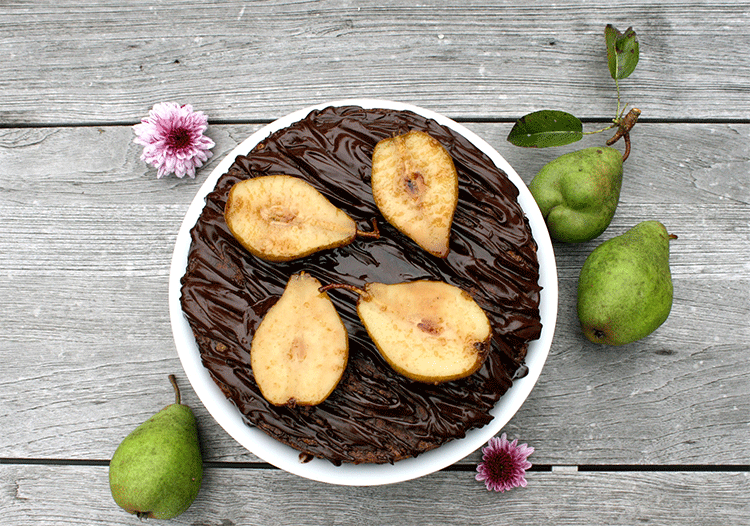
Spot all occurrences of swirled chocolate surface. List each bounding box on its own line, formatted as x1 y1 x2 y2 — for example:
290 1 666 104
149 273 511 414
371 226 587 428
180 105 542 465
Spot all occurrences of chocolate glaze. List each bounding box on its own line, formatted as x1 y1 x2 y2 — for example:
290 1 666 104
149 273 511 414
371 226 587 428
180 106 542 465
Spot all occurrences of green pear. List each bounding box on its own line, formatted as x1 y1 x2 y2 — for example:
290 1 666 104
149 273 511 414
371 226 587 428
577 221 676 345
529 146 623 243
109 375 202 520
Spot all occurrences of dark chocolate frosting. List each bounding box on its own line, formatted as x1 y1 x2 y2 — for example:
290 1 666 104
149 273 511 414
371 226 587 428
180 105 542 465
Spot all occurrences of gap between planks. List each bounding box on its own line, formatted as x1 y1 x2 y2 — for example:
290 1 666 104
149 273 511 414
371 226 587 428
2 117 750 130
0 458 747 473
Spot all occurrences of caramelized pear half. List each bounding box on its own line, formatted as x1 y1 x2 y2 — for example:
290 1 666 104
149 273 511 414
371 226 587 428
371 130 458 258
324 280 492 383
225 175 358 262
251 272 348 406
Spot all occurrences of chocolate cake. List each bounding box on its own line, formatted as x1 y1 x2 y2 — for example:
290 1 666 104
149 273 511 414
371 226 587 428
180 105 542 465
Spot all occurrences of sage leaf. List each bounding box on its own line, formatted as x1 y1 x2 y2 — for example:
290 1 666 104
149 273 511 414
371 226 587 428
507 110 583 148
605 25 639 80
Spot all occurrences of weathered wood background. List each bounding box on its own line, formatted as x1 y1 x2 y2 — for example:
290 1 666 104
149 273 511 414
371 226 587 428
1 1 748 525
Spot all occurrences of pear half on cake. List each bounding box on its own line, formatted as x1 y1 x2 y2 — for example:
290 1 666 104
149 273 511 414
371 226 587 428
322 280 492 384
251 272 348 406
225 175 378 262
371 130 459 258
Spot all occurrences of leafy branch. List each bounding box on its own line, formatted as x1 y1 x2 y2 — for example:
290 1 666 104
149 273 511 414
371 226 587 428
507 25 641 160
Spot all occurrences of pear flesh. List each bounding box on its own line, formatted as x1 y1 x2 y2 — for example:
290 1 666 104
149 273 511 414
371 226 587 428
529 146 623 243
577 221 675 345
371 130 458 258
109 375 202 520
225 175 358 262
356 280 492 383
251 272 349 406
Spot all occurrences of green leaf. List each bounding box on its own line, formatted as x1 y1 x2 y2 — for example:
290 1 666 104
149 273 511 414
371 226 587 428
507 110 583 148
605 24 639 80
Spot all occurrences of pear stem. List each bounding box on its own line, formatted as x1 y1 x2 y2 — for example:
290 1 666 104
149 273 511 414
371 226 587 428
319 283 370 300
621 132 632 163
355 218 380 239
606 107 641 162
169 374 181 405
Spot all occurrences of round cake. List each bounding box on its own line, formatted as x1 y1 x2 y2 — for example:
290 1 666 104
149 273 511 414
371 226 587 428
180 105 542 465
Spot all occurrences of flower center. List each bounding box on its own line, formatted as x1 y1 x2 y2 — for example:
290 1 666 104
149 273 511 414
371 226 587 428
167 127 192 150
487 449 513 481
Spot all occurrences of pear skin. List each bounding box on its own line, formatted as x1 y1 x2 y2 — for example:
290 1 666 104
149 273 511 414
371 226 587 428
109 375 202 520
529 146 623 243
577 221 675 345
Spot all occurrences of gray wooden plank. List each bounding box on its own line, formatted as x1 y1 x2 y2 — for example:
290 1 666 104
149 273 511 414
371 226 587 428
0 123 747 465
0 1 748 124
1 464 748 525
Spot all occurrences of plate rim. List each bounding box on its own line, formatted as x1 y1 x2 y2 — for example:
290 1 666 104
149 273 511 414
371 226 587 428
168 98 558 486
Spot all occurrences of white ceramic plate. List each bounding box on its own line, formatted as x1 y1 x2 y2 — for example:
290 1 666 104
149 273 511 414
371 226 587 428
169 99 557 486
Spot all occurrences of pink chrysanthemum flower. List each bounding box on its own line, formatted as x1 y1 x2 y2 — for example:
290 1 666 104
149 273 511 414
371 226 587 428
133 102 215 178
476 433 534 492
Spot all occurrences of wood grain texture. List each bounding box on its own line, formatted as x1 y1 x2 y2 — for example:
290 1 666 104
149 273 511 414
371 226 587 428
0 122 747 465
1 464 748 526
2 3 748 523
1 0 749 124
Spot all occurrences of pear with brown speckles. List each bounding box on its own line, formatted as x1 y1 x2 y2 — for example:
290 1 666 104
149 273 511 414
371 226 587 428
323 280 491 383
225 175 377 262
578 221 675 345
251 272 348 406
109 376 202 520
371 130 458 258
